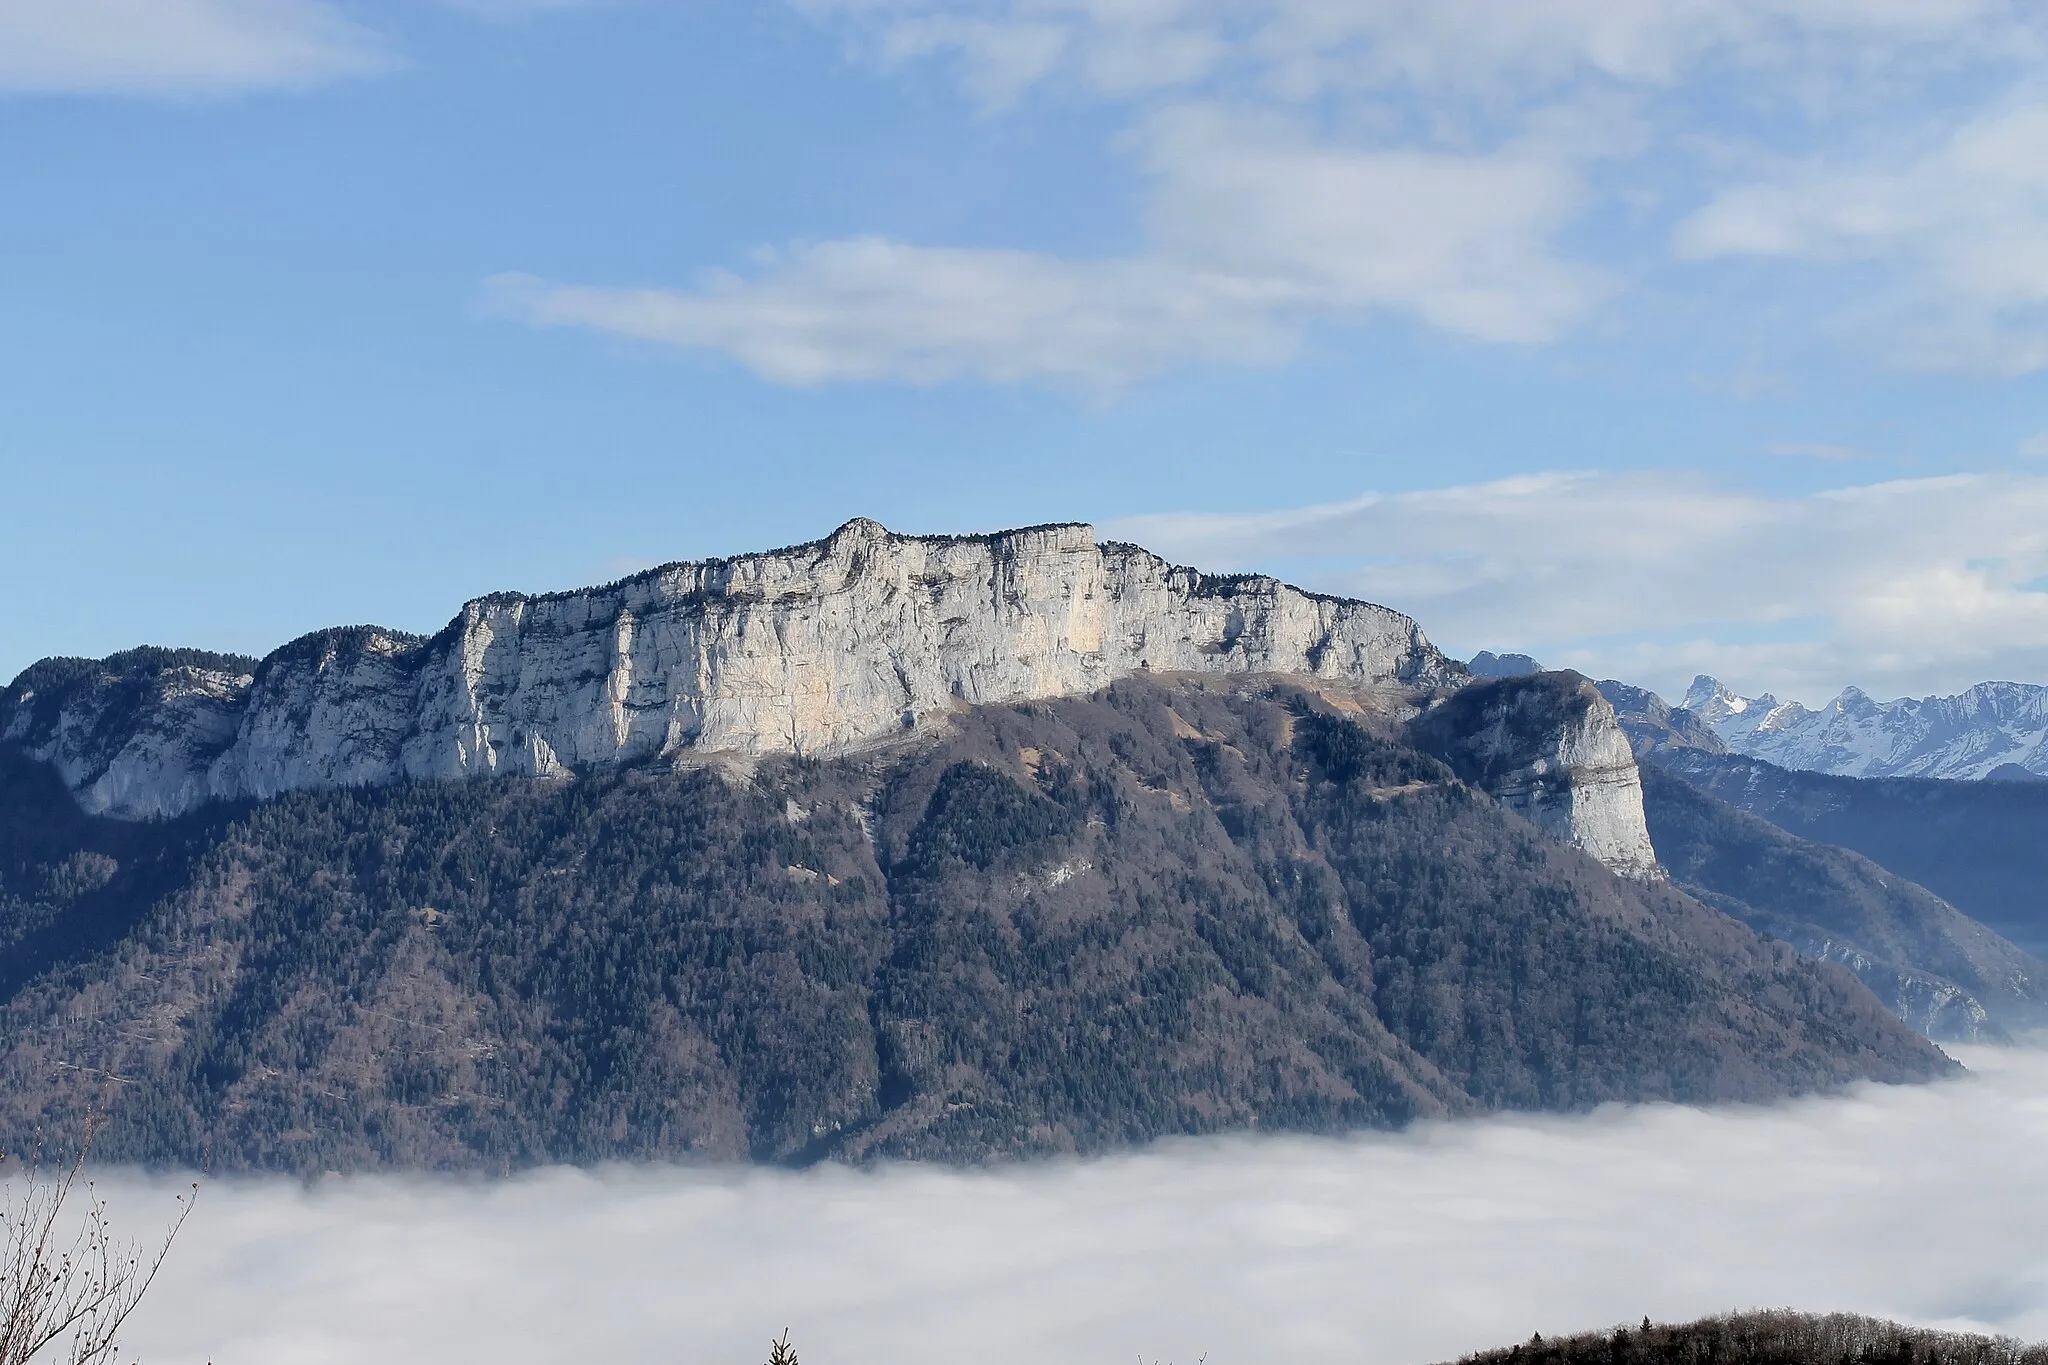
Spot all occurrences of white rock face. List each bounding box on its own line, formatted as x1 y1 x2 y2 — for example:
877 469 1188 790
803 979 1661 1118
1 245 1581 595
4 520 1458 822
1683 675 2048 780
1410 673 1664 882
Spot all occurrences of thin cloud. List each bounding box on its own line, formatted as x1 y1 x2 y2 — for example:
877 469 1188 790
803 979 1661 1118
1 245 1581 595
0 0 387 96
1767 442 1870 462
1107 471 2048 704
487 110 1598 385
798 1 2044 106
111 1047 2048 1365
1676 103 2048 374
489 0 2048 385
482 245 1300 387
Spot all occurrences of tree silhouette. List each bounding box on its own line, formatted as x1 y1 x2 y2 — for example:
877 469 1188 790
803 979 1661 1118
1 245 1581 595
0 1117 194 1365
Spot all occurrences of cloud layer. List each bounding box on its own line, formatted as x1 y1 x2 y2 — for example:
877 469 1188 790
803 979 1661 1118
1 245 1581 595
99 1046 2048 1365
488 0 2048 385
0 0 385 95
1109 471 2048 704
1678 102 2048 372
802 0 2041 105
486 105 1597 386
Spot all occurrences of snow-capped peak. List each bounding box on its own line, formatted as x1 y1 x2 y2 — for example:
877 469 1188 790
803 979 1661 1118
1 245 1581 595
1683 675 1754 721
1686 675 2048 781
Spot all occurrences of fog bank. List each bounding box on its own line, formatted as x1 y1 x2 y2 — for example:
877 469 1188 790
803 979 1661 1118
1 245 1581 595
112 1047 2048 1365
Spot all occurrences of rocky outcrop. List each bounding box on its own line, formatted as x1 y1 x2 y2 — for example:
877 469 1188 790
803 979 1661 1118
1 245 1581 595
3 520 1460 822
1596 680 1729 759
1409 672 1663 881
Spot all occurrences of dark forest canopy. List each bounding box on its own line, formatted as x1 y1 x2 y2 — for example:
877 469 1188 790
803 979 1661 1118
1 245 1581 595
0 678 1943 1173
1445 1311 2048 1365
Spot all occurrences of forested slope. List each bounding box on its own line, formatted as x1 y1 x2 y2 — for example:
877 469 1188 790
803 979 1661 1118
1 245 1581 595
0 678 1945 1172
1444 1311 2047 1365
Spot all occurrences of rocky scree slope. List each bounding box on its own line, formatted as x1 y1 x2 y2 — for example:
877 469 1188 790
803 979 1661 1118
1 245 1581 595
1 519 1457 822
0 677 1944 1172
1683 676 2048 781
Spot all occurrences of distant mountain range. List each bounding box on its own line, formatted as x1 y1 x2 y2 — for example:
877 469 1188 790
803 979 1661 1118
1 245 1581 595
1594 676 2048 966
1682 675 2048 781
1648 748 2048 963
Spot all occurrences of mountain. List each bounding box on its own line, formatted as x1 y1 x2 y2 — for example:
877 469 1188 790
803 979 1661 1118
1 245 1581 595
1682 675 2048 781
0 522 1958 1168
1411 672 1660 881
1465 650 1543 679
0 674 1945 1172
1651 747 2048 960
1637 763 2047 1042
1594 681 1729 760
1599 680 2048 983
0 519 1456 822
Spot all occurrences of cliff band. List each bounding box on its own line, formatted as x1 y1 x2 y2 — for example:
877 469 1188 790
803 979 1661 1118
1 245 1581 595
4 519 1460 822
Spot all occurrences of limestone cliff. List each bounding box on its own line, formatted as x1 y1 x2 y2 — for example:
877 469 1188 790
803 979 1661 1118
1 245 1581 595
4 519 1459 822
1409 672 1664 881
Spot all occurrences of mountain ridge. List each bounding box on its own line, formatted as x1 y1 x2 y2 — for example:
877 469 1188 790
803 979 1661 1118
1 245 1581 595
1683 674 2048 781
2 519 1460 824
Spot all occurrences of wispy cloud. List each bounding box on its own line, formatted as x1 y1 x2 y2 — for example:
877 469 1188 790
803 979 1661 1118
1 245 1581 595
1108 471 2048 703
483 245 1300 387
1677 102 2048 373
797 0 2044 107
114 1048 2048 1365
1767 442 1870 462
0 0 387 96
488 0 2048 385
487 107 1599 385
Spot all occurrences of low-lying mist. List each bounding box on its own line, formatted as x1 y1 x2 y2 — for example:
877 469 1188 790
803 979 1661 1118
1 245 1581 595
115 1046 2048 1365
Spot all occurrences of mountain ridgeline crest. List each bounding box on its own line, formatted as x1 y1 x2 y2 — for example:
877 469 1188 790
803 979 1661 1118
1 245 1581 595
1681 674 2048 781
1 520 1457 822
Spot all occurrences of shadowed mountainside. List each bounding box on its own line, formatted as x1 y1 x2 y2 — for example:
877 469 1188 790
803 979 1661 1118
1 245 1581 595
1652 749 2048 960
1638 764 2048 1043
0 677 1945 1172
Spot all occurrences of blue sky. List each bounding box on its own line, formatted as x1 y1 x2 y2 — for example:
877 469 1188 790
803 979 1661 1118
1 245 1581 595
5 0 2048 703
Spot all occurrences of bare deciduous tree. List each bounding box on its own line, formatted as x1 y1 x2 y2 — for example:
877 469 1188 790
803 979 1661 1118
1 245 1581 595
0 1119 195 1365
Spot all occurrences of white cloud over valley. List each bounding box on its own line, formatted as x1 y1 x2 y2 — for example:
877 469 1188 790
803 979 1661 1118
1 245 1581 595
1109 471 2048 704
107 1047 2048 1365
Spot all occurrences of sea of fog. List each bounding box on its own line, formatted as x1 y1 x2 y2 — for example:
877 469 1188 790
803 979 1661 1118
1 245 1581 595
102 1045 2048 1365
